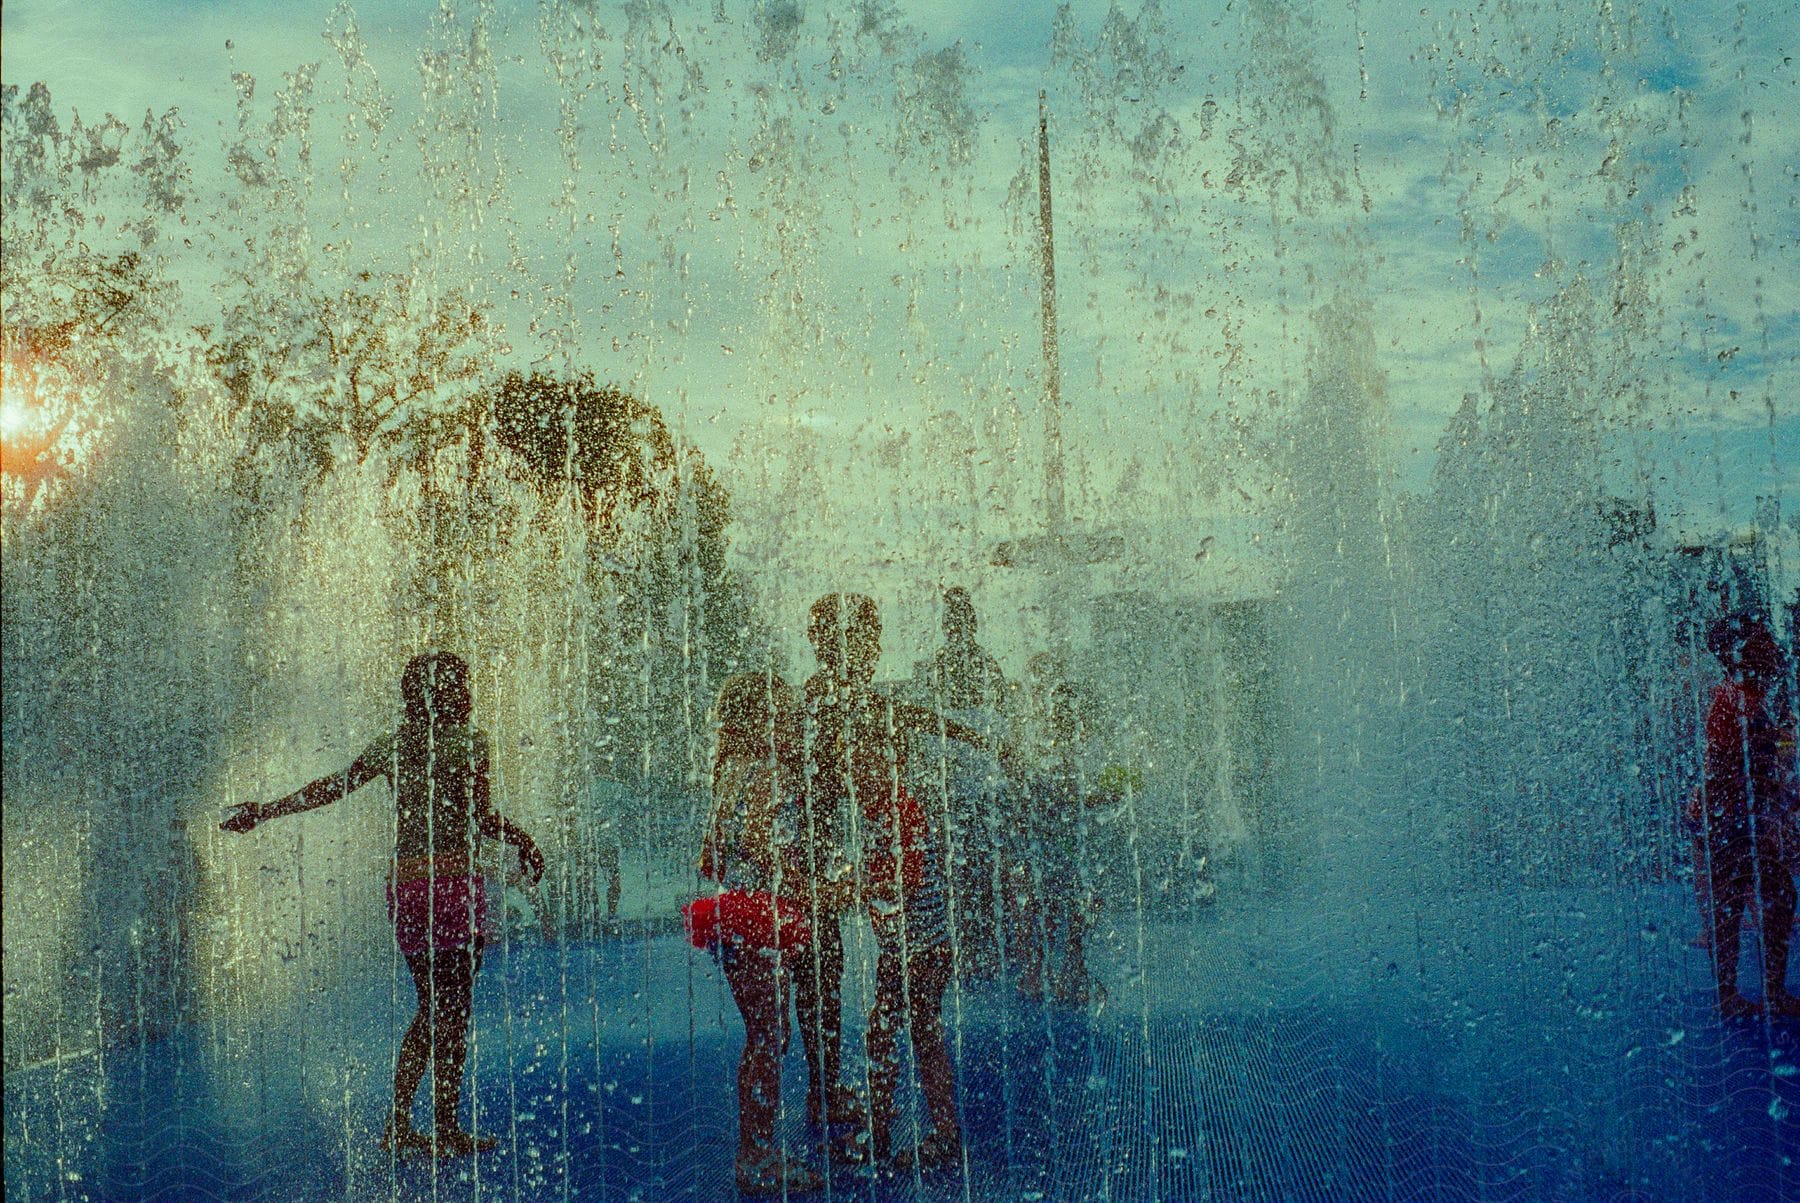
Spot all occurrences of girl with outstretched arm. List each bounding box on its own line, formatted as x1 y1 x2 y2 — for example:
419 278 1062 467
221 651 543 1158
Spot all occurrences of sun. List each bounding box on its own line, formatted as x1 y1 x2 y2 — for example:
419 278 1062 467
0 350 67 481
1 381 37 441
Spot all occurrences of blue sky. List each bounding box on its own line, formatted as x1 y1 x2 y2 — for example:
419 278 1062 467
4 0 1795 654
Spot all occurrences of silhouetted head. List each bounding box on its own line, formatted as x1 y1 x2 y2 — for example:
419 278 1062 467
401 651 472 728
809 592 881 683
943 586 977 644
1707 614 1780 686
713 670 798 768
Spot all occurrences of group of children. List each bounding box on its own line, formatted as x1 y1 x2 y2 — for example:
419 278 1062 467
216 596 1127 1189
687 591 1125 1193
206 591 1800 1191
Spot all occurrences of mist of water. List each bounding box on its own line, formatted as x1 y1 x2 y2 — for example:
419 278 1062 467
3 2 1794 1200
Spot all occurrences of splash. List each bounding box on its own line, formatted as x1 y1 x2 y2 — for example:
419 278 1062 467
3 2 1794 1199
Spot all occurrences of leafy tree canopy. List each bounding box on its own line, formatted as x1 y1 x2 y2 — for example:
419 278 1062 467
490 371 730 573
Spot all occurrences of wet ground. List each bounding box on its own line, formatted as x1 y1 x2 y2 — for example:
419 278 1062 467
6 885 1796 1201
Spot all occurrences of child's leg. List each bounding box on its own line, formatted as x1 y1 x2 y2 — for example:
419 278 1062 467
864 931 906 1159
427 943 484 1142
722 939 785 1157
794 913 851 1120
909 944 961 1146
1055 873 1099 1001
1710 858 1750 1006
1011 852 1044 992
958 802 999 973
1754 845 1797 1006
1060 902 1089 995
1040 882 1070 991
392 952 436 1137
1692 834 1714 947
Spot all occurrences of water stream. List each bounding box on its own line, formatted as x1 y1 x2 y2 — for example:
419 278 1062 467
3 2 1795 1200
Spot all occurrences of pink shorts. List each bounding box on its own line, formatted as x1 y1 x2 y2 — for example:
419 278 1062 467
387 874 487 956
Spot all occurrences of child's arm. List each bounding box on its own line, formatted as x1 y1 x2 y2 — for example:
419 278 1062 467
703 760 787 885
698 800 727 881
476 764 545 883
779 815 857 912
738 763 783 882
893 701 992 752
485 815 546 883
221 749 384 832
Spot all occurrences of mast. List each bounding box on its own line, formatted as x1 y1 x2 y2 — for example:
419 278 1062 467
1038 90 1065 537
1038 91 1071 661
990 94 1119 655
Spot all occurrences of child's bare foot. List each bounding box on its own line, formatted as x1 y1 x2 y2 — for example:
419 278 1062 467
382 1118 433 1157
828 1124 874 1167
736 1149 824 1194
1765 989 1800 1019
431 1127 498 1157
806 1083 863 1128
894 1129 962 1172
1052 971 1093 1005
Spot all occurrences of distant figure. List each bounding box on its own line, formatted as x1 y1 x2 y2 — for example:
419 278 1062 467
221 652 545 1157
926 588 1009 713
682 672 826 1195
1014 673 1124 1005
805 592 987 1168
577 774 626 928
918 586 1011 975
1697 616 1798 1018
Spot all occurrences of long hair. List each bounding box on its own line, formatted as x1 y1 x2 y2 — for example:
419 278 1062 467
702 670 796 880
711 670 794 779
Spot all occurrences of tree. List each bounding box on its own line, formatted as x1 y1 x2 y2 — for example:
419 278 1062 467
492 371 675 524
205 270 492 488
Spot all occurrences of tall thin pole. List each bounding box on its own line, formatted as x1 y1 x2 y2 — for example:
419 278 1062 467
1038 91 1070 660
1038 90 1065 537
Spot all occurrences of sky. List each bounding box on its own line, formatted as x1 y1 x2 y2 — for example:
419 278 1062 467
3 0 1796 666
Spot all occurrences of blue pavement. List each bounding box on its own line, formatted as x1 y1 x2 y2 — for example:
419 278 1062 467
6 886 1796 1201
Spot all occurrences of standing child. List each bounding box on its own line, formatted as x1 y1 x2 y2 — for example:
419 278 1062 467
1015 677 1123 1005
682 672 826 1195
918 586 1012 976
805 593 988 1170
221 652 544 1158
1697 616 1799 1017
